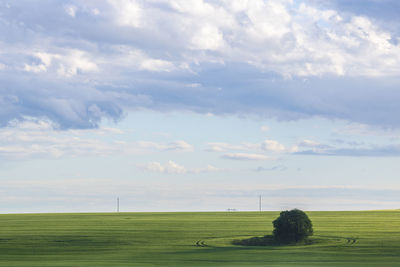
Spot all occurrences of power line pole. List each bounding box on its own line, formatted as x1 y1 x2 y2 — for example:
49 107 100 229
117 197 120 212
259 195 262 212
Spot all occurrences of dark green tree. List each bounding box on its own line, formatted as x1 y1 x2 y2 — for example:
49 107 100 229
272 209 313 243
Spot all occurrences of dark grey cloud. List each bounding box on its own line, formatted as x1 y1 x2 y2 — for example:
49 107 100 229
0 71 124 129
147 71 400 128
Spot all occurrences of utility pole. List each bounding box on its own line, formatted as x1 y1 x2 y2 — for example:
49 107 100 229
117 197 120 212
259 195 262 212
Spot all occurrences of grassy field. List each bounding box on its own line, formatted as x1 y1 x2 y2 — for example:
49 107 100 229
0 210 400 266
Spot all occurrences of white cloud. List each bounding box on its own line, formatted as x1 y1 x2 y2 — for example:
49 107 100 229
68 127 124 136
261 140 286 153
167 0 214 16
140 160 221 174
222 153 271 161
56 50 99 77
109 46 177 73
206 142 255 152
165 140 194 152
208 137 395 157
0 119 193 159
172 0 399 77
92 8 100 15
287 145 299 153
207 139 287 154
109 0 142 28
64 5 77 17
23 52 53 73
260 125 270 132
136 140 193 152
7 118 56 131
23 50 98 77
140 59 175 72
298 139 321 147
190 25 225 51
295 139 333 154
142 160 186 174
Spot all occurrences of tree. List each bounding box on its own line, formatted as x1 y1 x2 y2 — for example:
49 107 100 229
272 209 313 243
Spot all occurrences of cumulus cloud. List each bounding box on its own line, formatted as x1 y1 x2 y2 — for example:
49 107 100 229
261 140 286 153
1 0 400 129
142 160 186 174
109 0 142 28
23 50 98 77
190 25 225 51
140 160 221 174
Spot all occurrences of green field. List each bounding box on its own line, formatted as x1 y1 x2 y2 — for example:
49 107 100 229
1 210 400 266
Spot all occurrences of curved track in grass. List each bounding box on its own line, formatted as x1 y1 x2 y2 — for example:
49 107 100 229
195 235 358 248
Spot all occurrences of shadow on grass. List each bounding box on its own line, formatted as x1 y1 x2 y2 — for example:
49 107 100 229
232 235 313 247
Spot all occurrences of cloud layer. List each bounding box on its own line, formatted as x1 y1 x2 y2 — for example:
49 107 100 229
0 118 193 159
206 137 400 158
1 0 400 128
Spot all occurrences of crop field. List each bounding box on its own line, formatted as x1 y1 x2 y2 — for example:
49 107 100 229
0 210 400 266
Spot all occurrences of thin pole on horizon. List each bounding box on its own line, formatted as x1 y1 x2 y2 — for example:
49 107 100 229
259 195 262 212
117 197 119 212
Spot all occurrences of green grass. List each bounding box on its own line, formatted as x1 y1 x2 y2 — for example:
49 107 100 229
1 210 400 266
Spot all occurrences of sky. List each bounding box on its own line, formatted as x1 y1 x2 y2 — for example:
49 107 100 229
1 0 400 212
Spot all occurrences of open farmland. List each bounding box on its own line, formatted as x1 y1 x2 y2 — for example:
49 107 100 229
0 210 400 266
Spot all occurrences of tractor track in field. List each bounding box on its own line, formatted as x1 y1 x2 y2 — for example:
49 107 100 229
195 235 358 248
195 235 251 247
346 238 357 245
314 235 358 246
195 240 207 247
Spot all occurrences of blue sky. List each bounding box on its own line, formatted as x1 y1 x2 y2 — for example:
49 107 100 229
1 0 400 212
